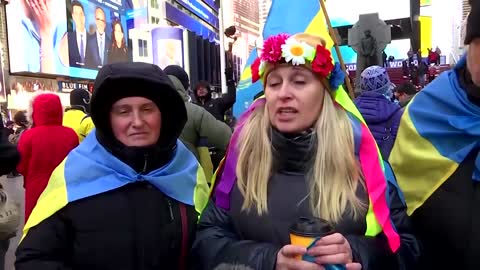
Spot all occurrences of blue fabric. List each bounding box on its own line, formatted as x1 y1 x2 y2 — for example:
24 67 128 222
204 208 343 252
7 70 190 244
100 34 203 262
262 0 320 37
233 49 263 118
409 56 480 180
63 131 200 205
384 161 406 206
355 92 402 159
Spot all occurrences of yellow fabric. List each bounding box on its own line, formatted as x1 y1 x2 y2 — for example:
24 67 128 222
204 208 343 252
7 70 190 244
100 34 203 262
420 16 433 56
365 201 382 236
194 166 210 217
197 146 214 183
63 110 95 142
389 104 458 216
304 6 334 50
79 116 95 140
240 66 252 82
21 159 69 242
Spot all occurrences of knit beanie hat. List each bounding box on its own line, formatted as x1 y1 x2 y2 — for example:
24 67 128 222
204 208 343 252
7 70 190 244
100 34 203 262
360 66 395 99
69 88 91 113
164 65 190 90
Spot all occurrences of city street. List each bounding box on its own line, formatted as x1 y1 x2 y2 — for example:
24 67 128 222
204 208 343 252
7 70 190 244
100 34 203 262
0 175 24 270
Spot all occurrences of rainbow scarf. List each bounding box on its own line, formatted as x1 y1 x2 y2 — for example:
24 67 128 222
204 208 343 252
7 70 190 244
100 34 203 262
212 86 401 253
22 132 209 240
390 56 478 216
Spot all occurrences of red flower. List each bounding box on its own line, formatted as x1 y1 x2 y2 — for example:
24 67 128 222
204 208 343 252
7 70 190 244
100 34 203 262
261 33 290 63
311 45 334 78
251 57 261 83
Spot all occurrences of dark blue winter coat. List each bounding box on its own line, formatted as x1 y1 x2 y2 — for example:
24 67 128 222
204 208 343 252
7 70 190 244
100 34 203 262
355 92 403 160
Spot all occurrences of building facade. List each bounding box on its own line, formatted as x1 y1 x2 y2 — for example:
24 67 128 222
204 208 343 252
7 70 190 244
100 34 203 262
258 0 271 34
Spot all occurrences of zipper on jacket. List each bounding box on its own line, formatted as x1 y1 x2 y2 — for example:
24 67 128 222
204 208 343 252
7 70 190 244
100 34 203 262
142 153 148 173
167 199 174 221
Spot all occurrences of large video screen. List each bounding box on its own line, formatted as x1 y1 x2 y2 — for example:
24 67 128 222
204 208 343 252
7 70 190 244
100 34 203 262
6 0 130 79
326 0 411 27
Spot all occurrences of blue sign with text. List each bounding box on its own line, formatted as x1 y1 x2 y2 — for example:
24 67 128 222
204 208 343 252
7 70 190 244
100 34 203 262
201 0 218 11
174 0 219 29
165 2 219 42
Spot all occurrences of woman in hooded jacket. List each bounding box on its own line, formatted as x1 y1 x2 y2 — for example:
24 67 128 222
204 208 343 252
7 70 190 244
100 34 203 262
354 66 403 160
191 33 419 270
16 93 79 222
15 62 209 270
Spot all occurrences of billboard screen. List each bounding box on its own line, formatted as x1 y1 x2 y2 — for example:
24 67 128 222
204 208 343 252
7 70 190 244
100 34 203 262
326 0 411 27
152 27 184 69
6 0 131 79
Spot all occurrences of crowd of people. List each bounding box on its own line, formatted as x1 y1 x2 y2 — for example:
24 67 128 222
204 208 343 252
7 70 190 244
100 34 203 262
0 1 478 270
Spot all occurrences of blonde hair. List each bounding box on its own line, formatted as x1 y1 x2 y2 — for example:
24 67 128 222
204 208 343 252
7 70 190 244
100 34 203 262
235 33 365 224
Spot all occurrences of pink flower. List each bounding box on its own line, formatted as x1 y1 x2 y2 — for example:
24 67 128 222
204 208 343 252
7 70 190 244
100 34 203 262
261 33 290 63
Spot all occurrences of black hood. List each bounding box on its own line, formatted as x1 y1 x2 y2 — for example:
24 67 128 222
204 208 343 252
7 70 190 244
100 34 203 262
465 0 480 44
90 62 187 173
194 80 212 102
69 88 91 113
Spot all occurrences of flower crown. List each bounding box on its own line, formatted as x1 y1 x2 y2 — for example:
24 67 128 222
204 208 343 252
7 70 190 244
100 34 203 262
251 33 345 90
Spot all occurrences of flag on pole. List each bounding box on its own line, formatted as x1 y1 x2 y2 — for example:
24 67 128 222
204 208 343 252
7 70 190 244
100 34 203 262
233 0 333 117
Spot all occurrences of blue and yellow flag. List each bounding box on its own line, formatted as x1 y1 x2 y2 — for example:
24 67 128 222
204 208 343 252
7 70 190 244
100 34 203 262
23 132 209 240
390 56 478 216
233 0 333 118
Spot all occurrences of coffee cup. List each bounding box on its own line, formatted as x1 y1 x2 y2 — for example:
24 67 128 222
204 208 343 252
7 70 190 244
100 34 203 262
289 217 346 270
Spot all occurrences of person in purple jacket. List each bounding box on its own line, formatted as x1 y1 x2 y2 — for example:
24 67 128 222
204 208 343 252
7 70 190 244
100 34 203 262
354 66 402 160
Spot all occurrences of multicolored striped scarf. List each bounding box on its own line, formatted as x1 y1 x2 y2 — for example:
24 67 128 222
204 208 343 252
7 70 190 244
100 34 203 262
212 85 401 252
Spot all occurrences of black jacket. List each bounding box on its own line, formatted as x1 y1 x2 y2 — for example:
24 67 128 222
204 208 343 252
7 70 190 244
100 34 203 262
410 65 480 270
16 182 198 270
16 62 197 270
0 115 20 176
195 73 236 121
411 150 480 270
191 130 420 270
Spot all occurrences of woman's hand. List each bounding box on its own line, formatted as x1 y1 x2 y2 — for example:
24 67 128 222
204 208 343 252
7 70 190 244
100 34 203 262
307 233 362 270
276 245 324 270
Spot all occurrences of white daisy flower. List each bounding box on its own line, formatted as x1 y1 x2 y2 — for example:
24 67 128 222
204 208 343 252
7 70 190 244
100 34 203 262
259 60 266 76
281 38 315 66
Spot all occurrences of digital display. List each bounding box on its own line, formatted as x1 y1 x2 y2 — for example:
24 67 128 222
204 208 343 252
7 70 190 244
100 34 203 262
6 0 131 79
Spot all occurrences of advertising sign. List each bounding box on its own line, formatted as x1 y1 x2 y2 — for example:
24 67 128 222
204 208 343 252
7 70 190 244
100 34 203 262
6 0 131 80
152 27 184 69
202 0 218 11
58 81 90 93
174 0 219 29
165 2 219 42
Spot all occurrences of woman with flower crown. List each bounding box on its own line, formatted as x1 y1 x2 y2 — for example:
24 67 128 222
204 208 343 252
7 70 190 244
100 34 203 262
191 33 419 270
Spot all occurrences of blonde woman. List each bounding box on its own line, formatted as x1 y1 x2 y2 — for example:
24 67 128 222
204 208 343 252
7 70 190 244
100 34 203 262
191 33 419 270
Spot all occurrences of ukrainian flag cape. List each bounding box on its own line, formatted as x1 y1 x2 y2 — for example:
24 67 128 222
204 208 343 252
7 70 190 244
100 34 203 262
390 56 480 216
23 132 209 240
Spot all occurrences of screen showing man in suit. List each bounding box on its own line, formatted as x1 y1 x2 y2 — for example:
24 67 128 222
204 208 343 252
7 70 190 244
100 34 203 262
86 7 111 69
6 0 131 79
68 1 88 67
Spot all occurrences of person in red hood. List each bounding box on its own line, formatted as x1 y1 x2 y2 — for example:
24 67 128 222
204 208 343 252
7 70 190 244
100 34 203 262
17 93 78 222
